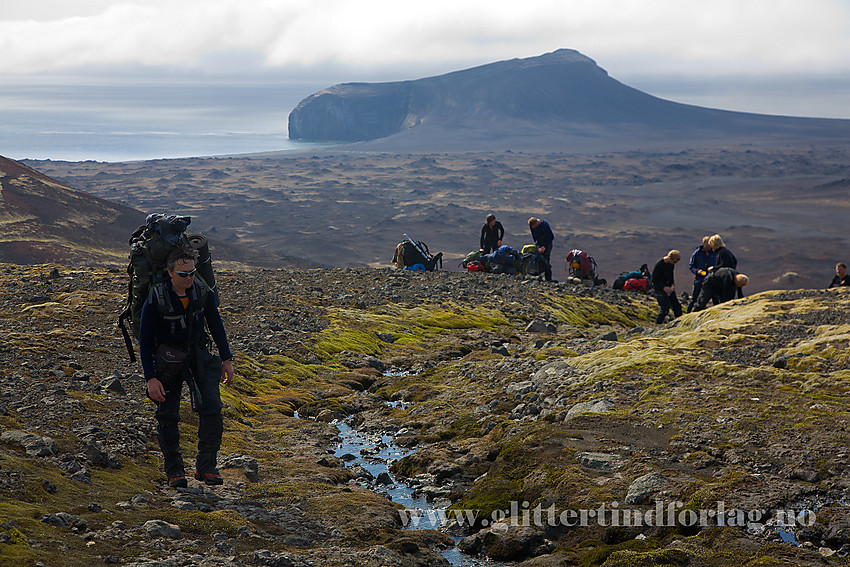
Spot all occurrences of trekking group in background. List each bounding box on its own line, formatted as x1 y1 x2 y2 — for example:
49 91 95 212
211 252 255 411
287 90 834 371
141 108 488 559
394 215 848 326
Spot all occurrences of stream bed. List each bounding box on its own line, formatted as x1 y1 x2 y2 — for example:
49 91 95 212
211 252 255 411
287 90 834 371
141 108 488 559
332 416 511 567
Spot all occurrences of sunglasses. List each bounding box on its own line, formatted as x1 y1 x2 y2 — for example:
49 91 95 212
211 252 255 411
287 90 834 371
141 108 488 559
174 269 197 278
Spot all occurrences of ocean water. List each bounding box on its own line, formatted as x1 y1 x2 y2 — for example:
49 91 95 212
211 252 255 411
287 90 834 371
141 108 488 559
0 82 334 162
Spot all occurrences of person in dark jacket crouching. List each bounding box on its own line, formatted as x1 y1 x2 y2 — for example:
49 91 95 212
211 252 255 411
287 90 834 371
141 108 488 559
652 250 682 324
694 267 748 311
139 246 235 488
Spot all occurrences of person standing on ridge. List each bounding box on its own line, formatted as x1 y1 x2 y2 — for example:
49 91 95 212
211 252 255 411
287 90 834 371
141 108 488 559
139 246 235 489
528 217 555 281
829 262 849 288
652 250 683 324
479 213 504 254
687 236 716 313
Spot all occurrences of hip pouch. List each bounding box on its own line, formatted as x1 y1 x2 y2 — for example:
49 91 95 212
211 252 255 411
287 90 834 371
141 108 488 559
155 343 187 386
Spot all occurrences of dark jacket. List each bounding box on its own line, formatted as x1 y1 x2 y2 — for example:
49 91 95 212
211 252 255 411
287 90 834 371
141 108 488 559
530 219 554 251
139 279 232 381
689 245 716 282
480 221 504 250
700 267 744 305
829 274 849 288
714 247 737 270
652 258 675 294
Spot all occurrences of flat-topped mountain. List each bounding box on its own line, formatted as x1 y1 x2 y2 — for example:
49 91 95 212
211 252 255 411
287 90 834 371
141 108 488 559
288 49 850 151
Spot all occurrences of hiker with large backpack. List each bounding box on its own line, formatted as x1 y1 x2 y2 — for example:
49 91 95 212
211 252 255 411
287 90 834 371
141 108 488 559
479 213 504 254
139 246 234 489
528 217 554 281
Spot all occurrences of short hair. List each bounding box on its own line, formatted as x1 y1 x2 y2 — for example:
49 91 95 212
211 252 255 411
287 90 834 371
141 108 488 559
528 217 539 228
166 246 198 271
486 213 496 223
702 236 711 245
735 274 749 287
837 262 847 270
667 250 681 262
708 234 725 249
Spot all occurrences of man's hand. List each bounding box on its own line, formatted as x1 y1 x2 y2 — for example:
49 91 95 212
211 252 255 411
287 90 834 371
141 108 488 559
222 359 234 384
538 245 546 253
147 378 166 402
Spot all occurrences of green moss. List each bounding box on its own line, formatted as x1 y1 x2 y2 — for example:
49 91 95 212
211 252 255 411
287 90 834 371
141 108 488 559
598 548 692 566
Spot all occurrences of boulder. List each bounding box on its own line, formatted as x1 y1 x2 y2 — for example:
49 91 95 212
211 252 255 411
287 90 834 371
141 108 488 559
566 398 615 418
624 472 671 505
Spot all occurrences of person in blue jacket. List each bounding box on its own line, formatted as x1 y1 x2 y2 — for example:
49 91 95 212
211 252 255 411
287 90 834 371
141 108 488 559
140 246 234 489
528 217 555 281
686 236 716 313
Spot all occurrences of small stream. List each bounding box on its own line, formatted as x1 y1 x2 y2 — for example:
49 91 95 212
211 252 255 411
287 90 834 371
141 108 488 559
331 409 511 566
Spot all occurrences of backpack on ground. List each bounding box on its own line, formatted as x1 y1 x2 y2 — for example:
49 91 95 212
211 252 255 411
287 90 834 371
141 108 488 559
488 245 522 270
521 244 538 255
118 213 216 362
460 250 483 269
521 252 543 276
466 260 486 273
392 235 443 271
565 249 605 285
612 264 651 291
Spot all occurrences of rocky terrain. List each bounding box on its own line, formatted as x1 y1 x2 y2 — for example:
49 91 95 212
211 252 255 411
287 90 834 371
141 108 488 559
1 261 850 566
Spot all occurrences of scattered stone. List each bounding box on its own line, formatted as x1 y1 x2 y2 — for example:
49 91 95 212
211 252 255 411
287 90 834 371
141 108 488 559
625 472 671 504
143 519 182 539
99 377 126 395
575 452 626 471
525 320 557 333
596 331 618 342
772 356 788 369
377 333 396 343
566 398 615 418
0 430 58 457
375 472 394 485
252 549 294 567
41 512 87 532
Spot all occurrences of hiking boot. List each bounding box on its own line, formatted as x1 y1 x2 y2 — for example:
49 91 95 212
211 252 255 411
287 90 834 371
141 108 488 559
168 475 188 489
194 470 223 485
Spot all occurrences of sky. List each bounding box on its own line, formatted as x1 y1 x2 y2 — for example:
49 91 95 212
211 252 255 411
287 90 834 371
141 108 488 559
3 0 850 116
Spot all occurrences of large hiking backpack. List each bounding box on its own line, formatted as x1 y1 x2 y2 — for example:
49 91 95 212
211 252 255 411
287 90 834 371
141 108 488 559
565 249 597 280
613 264 651 291
392 235 443 271
460 250 483 270
118 213 216 362
521 252 543 276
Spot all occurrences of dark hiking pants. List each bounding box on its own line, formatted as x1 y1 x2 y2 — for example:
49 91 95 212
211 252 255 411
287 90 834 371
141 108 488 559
155 347 224 478
655 291 682 324
687 279 705 313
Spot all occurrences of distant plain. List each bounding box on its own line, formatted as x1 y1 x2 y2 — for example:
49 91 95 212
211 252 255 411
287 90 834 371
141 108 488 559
29 144 850 294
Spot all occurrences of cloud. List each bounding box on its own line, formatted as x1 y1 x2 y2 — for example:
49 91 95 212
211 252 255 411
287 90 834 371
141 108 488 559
2 0 849 78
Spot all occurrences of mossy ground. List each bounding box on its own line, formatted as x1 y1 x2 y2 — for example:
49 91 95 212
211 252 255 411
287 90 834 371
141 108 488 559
1 266 848 565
